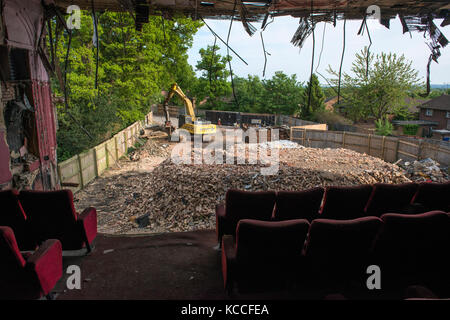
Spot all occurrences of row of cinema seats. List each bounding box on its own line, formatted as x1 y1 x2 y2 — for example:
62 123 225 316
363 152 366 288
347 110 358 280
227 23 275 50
0 189 97 299
215 181 450 244
221 211 450 298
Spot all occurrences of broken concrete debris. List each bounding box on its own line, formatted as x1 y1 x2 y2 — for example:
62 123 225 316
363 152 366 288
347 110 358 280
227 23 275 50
74 135 415 235
401 158 448 182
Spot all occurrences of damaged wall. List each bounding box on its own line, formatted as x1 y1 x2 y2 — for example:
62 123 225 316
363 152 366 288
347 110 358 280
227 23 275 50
0 0 58 191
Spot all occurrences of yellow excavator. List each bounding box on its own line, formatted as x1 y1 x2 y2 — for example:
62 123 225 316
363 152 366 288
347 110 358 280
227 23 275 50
162 83 216 139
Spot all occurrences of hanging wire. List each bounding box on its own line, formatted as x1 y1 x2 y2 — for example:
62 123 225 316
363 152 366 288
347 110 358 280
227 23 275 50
260 32 270 78
357 15 373 78
364 21 372 78
315 23 340 93
337 18 346 105
227 0 239 107
315 22 326 74
161 15 166 42
91 0 99 90
200 17 248 65
209 37 217 91
307 0 315 111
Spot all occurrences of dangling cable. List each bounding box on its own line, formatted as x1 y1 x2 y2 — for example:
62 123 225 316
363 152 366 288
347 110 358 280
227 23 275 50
315 22 326 74
364 21 372 78
209 37 217 93
315 22 340 93
227 1 239 107
357 15 372 78
307 0 315 111
260 32 270 78
201 17 248 65
161 15 166 42
337 18 346 105
91 0 99 90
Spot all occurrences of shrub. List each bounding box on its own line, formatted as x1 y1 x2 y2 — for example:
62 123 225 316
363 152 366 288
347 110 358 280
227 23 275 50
375 116 393 136
402 124 419 136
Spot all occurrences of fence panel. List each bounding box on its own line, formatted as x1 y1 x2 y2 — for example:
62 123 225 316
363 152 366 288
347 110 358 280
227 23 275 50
291 127 450 166
57 112 152 192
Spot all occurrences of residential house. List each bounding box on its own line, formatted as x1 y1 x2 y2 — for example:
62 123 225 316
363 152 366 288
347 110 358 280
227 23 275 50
418 95 450 137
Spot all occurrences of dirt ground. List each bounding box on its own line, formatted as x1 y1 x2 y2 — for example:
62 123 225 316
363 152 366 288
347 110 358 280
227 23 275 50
73 126 412 235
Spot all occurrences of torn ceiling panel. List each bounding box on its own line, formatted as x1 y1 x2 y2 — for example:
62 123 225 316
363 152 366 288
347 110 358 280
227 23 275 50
54 0 450 22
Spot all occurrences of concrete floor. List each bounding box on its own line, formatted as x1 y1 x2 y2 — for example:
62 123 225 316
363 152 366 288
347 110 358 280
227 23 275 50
56 230 227 300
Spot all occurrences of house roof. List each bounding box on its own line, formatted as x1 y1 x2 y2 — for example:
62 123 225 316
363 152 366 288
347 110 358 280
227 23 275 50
418 94 450 111
403 97 430 113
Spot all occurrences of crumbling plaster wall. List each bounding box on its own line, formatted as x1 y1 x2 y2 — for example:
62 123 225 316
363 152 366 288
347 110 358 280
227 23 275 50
0 0 58 191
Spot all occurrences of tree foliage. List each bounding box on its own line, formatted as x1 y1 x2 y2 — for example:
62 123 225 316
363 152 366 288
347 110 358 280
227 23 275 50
52 12 202 160
327 47 421 122
193 45 231 109
300 73 325 120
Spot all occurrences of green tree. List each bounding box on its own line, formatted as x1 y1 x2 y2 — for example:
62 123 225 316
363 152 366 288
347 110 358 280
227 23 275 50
300 73 325 120
261 71 303 115
194 45 231 109
231 75 265 113
327 47 421 122
51 12 202 160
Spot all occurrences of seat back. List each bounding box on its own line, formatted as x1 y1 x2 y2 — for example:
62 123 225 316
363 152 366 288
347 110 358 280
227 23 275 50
365 183 418 216
411 182 450 212
18 190 78 245
0 227 26 281
225 189 276 225
0 190 35 250
274 187 324 221
374 211 450 293
303 217 384 288
235 219 310 292
320 185 373 219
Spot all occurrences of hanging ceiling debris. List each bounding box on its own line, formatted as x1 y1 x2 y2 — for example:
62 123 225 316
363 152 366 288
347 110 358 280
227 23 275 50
54 0 450 22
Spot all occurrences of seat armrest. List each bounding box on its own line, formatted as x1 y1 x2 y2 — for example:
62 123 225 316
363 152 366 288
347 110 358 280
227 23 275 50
221 235 236 291
25 239 62 295
216 203 226 217
78 207 97 245
216 204 227 242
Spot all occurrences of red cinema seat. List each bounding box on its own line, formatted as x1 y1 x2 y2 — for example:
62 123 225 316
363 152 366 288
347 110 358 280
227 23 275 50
411 182 450 212
216 189 276 244
274 187 324 222
0 190 36 250
303 217 384 291
0 226 62 300
221 219 310 294
365 183 418 216
18 190 97 252
320 185 373 220
374 211 450 296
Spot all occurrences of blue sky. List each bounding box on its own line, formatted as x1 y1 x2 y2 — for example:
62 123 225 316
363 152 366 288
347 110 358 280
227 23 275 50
187 16 450 86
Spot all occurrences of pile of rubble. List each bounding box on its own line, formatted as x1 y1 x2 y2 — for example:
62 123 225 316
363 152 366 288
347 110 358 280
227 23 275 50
129 139 170 161
401 158 449 182
75 141 411 234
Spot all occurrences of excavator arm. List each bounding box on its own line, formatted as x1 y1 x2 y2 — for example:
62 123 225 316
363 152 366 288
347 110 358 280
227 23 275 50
162 83 216 139
163 83 196 123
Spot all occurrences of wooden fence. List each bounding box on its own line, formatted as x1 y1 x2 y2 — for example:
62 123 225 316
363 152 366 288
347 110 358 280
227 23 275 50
57 112 153 193
290 127 450 166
